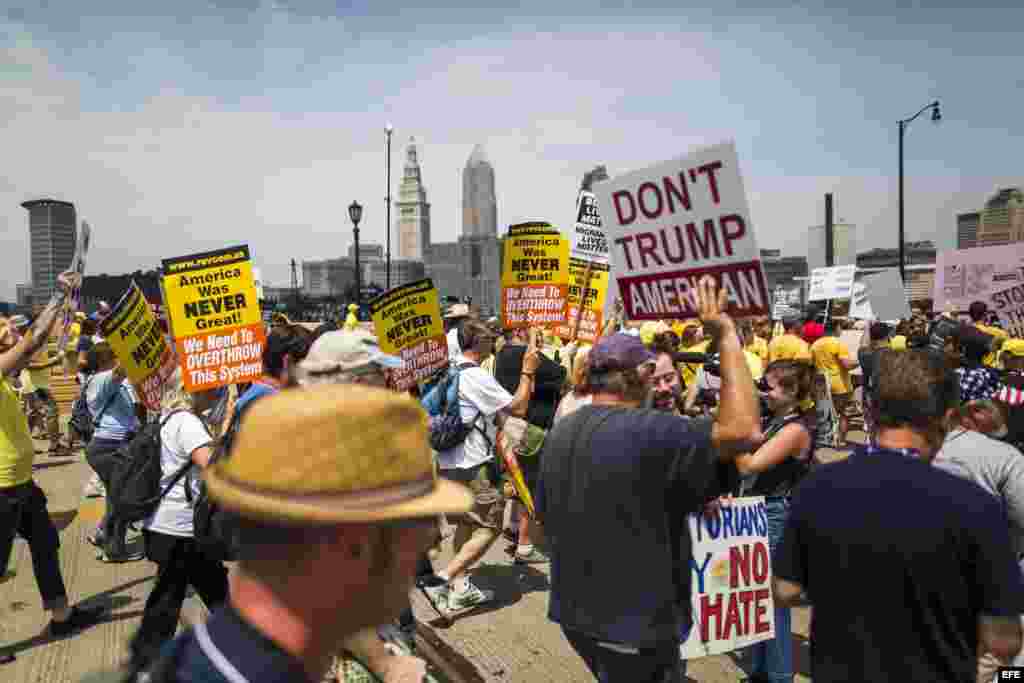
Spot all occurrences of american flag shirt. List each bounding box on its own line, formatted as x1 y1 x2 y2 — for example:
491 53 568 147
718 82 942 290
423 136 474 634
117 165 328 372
957 365 1001 403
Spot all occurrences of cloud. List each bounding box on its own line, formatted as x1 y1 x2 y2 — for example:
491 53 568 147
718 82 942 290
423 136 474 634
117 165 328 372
1 8 1022 304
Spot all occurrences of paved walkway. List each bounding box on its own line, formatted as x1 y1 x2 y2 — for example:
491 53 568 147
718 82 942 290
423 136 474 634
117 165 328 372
3 434 857 682
409 440 859 682
1 442 159 682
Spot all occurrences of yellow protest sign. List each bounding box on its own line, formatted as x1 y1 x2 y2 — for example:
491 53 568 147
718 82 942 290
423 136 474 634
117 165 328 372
554 258 610 343
99 281 177 410
162 245 265 392
501 222 569 329
370 279 447 391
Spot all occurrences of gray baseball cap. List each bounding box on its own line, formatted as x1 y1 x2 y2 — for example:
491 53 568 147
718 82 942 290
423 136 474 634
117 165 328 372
299 330 403 377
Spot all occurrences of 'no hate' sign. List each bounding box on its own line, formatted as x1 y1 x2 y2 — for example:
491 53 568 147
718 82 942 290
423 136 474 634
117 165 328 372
592 141 769 321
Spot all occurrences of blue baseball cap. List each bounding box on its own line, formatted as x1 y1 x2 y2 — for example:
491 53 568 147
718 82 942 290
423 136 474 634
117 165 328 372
589 332 656 373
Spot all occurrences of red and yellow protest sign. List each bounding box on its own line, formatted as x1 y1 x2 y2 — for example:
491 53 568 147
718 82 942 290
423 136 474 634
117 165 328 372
554 258 610 343
100 281 177 410
501 222 569 329
161 245 265 392
370 279 447 391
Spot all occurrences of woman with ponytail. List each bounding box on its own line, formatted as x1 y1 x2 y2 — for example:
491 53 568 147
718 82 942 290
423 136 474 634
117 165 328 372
733 359 817 683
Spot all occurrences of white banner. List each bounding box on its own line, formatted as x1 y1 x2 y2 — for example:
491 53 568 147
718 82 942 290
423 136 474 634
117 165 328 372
592 141 769 320
807 264 856 301
570 190 609 264
933 244 1024 312
848 269 911 322
681 496 775 660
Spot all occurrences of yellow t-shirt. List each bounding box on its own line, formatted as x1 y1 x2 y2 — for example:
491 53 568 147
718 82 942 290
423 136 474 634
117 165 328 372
811 335 854 395
0 377 36 488
767 334 811 364
744 350 764 380
680 340 711 387
26 346 53 390
975 323 1008 368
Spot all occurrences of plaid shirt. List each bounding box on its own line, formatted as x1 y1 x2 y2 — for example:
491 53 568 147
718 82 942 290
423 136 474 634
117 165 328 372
956 365 1001 403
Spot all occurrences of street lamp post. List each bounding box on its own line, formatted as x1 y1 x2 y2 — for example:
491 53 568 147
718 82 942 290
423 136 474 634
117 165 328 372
349 200 363 305
898 100 941 283
385 123 393 291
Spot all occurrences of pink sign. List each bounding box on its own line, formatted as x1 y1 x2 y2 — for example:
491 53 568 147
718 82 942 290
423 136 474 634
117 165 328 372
933 243 1024 312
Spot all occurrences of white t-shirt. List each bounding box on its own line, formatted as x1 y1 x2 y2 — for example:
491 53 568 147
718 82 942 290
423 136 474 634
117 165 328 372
143 411 212 537
436 355 514 471
446 327 462 363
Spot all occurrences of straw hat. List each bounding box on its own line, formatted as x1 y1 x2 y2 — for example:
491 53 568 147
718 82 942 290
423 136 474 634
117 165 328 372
204 384 472 524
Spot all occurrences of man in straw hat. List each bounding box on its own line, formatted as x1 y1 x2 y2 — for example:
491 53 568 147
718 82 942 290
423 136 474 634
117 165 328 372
128 384 472 683
294 328 433 682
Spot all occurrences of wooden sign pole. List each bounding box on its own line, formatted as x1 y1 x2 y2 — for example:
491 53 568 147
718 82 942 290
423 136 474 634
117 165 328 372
569 261 595 343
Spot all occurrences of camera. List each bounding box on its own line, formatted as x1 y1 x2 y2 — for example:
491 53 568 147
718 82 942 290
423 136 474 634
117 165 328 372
925 318 996 359
671 351 720 377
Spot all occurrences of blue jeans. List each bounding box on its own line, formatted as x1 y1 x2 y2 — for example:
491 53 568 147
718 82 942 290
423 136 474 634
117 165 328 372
747 497 793 683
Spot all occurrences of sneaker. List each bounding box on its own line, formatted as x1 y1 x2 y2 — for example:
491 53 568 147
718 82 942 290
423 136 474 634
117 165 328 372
419 578 450 612
49 604 106 637
446 579 494 612
513 548 549 565
97 549 144 563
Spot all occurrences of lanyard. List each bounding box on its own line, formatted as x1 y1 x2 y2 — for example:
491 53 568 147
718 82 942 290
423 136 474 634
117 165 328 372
856 443 923 461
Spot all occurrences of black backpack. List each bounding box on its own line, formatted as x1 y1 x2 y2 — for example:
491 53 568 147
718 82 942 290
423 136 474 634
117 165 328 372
69 376 118 443
424 361 486 452
191 445 241 562
107 411 192 524
191 402 251 562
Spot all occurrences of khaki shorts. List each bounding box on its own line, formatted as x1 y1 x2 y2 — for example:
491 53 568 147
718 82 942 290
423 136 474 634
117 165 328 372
832 391 852 415
441 462 503 531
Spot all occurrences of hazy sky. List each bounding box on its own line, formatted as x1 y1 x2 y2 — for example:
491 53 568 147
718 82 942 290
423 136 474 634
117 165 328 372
2 0 1023 299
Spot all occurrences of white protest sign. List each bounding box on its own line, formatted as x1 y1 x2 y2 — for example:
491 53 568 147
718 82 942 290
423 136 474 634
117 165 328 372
807 264 856 301
934 243 1024 312
990 282 1024 337
848 280 872 320
592 141 769 321
682 496 775 660
849 269 910 322
570 190 609 264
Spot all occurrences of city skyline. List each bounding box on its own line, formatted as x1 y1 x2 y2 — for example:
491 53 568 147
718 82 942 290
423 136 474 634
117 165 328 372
2 2 1023 299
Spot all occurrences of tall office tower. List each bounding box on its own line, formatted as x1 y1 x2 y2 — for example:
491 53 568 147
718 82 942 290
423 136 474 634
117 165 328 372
462 144 496 238
977 188 1024 247
22 198 76 306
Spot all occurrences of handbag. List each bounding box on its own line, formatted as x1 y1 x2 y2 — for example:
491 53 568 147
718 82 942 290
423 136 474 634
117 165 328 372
499 415 547 459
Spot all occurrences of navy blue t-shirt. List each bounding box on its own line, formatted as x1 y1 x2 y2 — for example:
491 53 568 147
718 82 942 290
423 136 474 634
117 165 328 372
536 405 719 647
777 447 1024 682
164 604 312 682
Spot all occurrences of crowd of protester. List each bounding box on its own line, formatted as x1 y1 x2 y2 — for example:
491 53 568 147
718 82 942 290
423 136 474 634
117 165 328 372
4 270 1024 682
